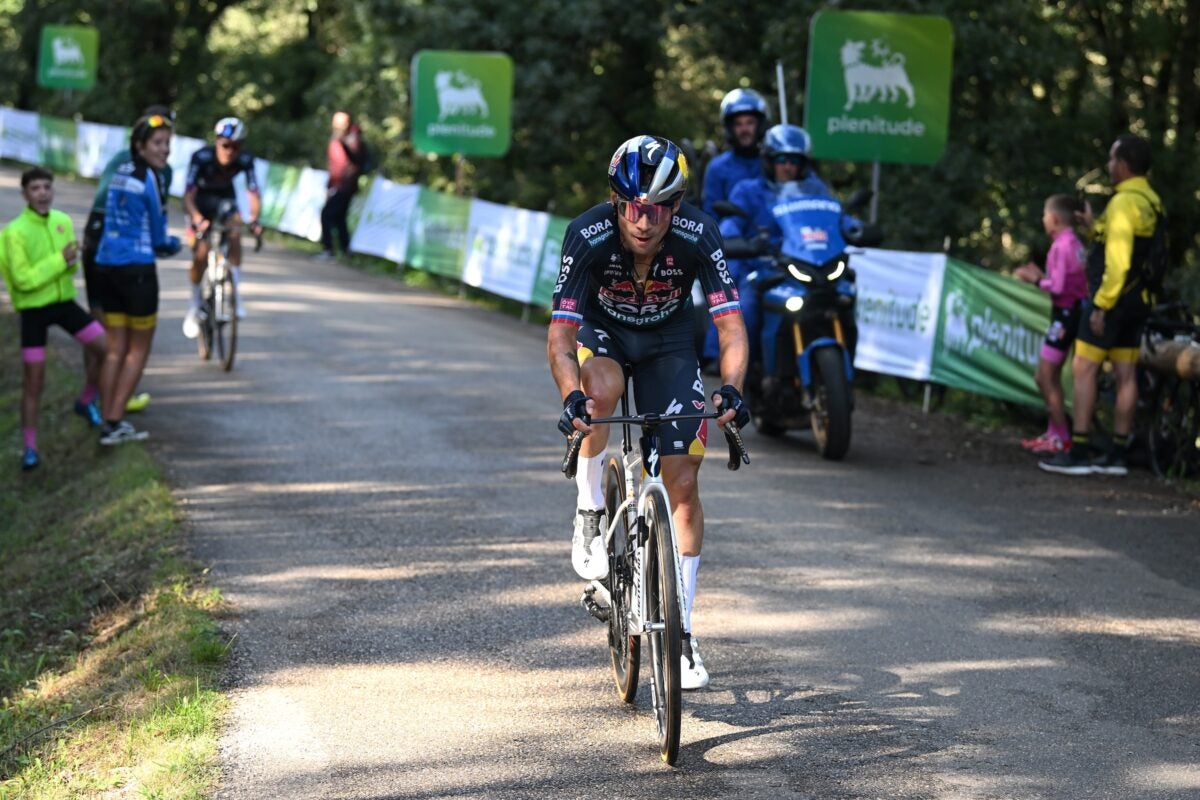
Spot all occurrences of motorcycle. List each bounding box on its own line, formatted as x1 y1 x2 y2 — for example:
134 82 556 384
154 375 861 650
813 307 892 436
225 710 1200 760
716 189 881 460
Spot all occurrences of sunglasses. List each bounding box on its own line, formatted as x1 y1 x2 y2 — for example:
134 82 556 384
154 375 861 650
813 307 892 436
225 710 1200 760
616 199 674 225
772 154 806 165
145 114 171 129
217 140 241 151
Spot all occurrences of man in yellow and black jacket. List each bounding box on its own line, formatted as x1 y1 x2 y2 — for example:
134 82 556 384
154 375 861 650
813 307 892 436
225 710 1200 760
1040 134 1164 477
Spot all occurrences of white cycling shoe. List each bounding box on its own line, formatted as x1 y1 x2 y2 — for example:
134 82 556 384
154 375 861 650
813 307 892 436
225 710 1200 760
681 635 710 690
571 509 608 581
182 306 202 339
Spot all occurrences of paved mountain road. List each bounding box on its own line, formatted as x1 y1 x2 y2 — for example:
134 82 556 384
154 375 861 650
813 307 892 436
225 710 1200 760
3 166 1198 799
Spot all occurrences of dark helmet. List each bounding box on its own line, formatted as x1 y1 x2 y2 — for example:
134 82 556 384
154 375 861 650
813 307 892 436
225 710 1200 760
761 123 812 178
608 135 689 205
719 88 771 142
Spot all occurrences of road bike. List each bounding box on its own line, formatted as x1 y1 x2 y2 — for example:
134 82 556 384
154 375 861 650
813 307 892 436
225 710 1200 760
195 206 260 372
1141 303 1200 479
562 388 749 764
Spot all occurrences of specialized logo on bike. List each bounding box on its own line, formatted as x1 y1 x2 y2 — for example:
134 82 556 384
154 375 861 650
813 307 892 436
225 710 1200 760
841 39 915 111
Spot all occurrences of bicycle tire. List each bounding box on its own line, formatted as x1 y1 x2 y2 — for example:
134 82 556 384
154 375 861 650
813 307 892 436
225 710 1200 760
644 488 682 765
1148 377 1200 479
197 287 214 361
604 458 639 702
214 273 238 371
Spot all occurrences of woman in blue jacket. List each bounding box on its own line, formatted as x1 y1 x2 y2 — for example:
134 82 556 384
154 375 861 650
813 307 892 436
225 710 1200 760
94 114 181 445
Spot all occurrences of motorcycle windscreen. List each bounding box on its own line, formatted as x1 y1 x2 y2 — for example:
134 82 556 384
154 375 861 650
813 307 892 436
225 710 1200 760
770 195 848 265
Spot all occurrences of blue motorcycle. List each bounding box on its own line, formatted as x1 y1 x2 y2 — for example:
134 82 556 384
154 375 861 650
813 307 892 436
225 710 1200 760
718 190 880 460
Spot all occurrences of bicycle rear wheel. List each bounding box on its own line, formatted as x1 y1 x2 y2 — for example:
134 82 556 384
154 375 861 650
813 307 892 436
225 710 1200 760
604 458 639 703
644 488 682 765
213 273 238 371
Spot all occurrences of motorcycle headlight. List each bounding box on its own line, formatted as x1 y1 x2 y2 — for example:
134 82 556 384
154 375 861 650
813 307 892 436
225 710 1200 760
827 259 846 281
787 263 814 283
785 296 805 312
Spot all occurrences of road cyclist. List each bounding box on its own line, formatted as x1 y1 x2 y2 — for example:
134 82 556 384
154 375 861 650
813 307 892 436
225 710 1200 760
182 117 262 339
547 134 751 693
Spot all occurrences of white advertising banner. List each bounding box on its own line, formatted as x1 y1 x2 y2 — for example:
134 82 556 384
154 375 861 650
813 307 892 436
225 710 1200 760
75 122 127 178
852 248 946 380
0 108 41 164
349 177 420 263
462 199 549 303
277 167 329 242
167 135 205 198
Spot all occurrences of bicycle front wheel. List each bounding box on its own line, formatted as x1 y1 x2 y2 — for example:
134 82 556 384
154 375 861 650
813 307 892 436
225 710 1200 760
604 457 639 703
214 273 238 371
644 487 682 765
1148 377 1200 479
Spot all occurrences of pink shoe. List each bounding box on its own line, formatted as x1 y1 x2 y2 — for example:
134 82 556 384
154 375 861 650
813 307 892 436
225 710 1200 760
1029 434 1068 455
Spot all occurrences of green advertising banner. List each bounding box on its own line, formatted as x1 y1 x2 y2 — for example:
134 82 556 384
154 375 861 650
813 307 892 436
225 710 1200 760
259 162 302 228
405 188 472 278
931 258 1049 407
805 11 953 164
411 50 513 157
38 115 77 173
38 25 99 90
531 215 570 308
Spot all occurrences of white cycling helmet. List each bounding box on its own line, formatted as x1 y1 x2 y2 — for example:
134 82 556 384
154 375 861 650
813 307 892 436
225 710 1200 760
213 116 247 142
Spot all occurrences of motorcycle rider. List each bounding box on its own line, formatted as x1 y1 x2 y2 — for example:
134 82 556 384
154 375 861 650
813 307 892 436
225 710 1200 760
718 123 856 367
699 89 771 367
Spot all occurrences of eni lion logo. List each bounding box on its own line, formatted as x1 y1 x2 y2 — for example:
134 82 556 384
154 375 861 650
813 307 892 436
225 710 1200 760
434 70 489 120
840 38 916 111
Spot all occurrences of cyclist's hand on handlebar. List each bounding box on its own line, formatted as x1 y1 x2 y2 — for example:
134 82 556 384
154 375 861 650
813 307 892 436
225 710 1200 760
249 220 264 238
558 389 594 436
712 384 751 430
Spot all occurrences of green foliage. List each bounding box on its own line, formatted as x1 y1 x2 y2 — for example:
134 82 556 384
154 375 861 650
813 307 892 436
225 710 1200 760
1 0 1196 301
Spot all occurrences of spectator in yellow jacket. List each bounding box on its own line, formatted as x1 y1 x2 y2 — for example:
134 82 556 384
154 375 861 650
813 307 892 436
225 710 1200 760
0 167 107 471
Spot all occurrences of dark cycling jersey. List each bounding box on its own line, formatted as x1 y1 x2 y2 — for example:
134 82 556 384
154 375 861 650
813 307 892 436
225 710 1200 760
184 145 259 197
551 201 740 330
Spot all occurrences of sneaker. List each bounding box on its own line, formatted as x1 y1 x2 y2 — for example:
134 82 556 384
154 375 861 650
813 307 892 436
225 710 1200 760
681 635 710 690
99 420 149 446
125 392 151 414
1022 433 1068 455
571 509 607 580
1038 445 1095 476
21 447 40 471
182 306 203 339
1091 450 1129 476
73 399 103 427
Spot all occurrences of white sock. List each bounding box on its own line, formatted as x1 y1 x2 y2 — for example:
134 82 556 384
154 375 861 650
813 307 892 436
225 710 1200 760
190 283 202 308
680 554 701 635
575 450 606 511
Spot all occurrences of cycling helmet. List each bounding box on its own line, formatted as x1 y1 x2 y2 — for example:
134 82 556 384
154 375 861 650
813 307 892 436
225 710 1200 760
608 135 689 205
213 116 247 142
720 88 771 140
761 123 812 177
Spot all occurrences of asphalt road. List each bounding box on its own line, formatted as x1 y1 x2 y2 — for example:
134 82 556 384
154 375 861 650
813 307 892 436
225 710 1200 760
4 165 1199 800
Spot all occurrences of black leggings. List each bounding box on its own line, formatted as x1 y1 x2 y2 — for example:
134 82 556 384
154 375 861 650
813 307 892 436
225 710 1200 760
320 189 354 254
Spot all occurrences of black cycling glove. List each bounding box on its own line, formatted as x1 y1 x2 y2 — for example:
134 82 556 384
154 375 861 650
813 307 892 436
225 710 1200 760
558 390 591 436
713 384 750 429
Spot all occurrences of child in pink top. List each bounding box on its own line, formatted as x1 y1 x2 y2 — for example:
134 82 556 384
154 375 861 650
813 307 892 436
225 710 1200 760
1014 194 1088 453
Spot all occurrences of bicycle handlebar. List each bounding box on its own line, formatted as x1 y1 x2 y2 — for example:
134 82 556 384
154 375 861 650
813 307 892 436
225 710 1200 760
561 411 750 479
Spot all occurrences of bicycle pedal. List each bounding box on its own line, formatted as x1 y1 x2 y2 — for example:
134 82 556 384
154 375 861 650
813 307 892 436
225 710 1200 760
580 588 610 623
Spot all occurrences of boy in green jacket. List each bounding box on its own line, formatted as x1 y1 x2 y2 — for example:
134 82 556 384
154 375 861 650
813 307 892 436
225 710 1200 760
0 167 108 471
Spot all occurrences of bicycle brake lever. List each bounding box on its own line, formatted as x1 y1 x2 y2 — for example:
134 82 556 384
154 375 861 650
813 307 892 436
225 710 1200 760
724 422 750 470
562 431 586 479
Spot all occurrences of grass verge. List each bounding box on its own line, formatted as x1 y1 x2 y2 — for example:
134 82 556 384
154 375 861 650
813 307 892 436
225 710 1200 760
0 308 228 799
